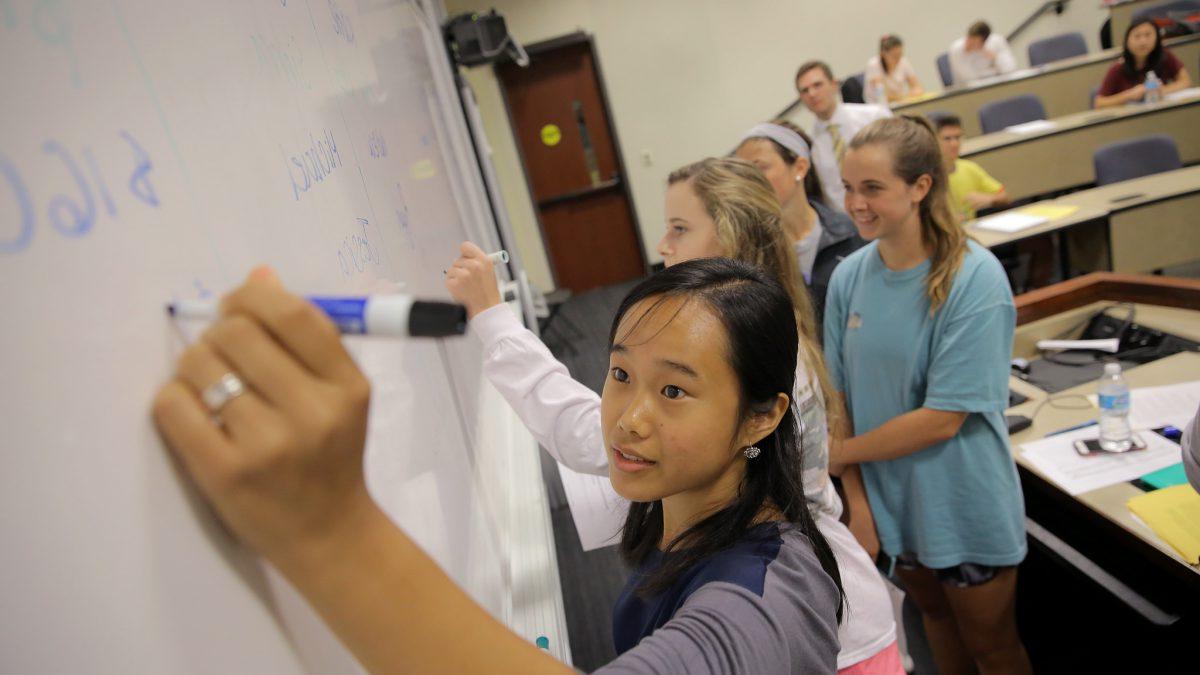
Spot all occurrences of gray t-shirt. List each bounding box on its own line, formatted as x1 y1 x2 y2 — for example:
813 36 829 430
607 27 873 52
794 217 824 284
596 523 841 674
1184 408 1200 493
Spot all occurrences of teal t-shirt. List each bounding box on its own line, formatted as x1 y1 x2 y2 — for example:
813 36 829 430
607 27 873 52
823 240 1026 568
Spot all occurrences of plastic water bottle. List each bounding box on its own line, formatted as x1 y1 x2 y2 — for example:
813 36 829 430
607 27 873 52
1098 362 1132 451
1144 71 1163 104
874 81 890 110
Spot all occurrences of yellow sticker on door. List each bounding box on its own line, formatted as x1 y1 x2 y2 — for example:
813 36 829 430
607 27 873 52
540 124 562 147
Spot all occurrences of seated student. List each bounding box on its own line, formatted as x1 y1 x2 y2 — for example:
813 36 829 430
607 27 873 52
934 114 1009 220
865 35 924 104
152 258 845 674
1095 18 1193 108
734 121 866 324
795 61 891 213
948 20 1017 85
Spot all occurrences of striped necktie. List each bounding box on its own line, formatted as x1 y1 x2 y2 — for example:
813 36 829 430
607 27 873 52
829 123 846 167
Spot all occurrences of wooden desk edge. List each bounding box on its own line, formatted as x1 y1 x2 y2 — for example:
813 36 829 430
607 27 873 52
1014 273 1200 325
893 33 1200 111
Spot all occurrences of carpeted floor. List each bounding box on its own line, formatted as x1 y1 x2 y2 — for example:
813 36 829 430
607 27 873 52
537 278 641 672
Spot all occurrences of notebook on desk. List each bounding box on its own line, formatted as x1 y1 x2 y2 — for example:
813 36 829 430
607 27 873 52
1127 485 1200 564
974 211 1048 233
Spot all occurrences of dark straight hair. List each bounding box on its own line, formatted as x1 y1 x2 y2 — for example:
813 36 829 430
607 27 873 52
738 119 827 207
1121 18 1164 79
612 258 844 621
880 34 903 74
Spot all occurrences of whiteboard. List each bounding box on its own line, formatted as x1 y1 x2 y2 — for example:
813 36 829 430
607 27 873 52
0 0 564 671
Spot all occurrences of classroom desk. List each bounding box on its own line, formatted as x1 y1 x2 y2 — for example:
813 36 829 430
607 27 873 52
1008 275 1200 621
959 93 1200 202
893 34 1200 137
967 164 1200 275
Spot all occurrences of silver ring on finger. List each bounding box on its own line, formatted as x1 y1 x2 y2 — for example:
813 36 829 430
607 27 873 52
201 372 246 415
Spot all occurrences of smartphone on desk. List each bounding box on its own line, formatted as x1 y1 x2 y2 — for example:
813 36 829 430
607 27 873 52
1073 434 1147 457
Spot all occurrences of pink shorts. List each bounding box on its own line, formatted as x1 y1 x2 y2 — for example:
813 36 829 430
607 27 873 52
837 641 904 675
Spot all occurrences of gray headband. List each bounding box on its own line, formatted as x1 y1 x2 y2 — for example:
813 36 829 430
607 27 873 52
740 123 811 161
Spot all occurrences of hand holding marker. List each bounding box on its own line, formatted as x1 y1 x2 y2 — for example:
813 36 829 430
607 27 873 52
443 249 509 274
168 251 505 337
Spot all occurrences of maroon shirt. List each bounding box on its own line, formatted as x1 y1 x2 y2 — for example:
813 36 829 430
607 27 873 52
1098 49 1185 96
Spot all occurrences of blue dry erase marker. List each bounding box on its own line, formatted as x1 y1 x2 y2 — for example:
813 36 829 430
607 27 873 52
167 295 467 337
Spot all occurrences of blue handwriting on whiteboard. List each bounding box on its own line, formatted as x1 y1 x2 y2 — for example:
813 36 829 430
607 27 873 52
285 129 343 202
31 0 82 87
367 130 387 159
251 32 310 91
337 218 381 277
0 154 36 253
0 130 159 254
394 182 415 250
329 0 354 44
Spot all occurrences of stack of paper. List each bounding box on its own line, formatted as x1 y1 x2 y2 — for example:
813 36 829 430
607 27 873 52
1127 485 1200 564
1128 380 1200 431
1021 427 1182 495
1004 119 1057 134
558 465 628 551
975 211 1048 233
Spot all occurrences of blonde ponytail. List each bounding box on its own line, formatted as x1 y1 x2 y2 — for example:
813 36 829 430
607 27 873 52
667 158 842 432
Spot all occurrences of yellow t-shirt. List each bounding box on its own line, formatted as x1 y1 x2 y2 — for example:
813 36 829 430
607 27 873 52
948 159 1003 220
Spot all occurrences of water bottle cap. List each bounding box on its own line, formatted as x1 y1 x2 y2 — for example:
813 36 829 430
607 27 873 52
1104 362 1121 375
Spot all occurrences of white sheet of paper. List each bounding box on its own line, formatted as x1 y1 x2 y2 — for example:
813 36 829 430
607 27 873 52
974 211 1048 233
1004 119 1056 134
558 464 628 551
1020 426 1181 496
1128 380 1200 431
1165 86 1200 102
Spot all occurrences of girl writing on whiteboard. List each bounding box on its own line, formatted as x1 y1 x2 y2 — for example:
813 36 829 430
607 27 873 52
826 116 1030 675
153 257 843 673
446 158 901 674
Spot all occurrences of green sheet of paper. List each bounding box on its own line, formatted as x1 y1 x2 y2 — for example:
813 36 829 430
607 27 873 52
1141 463 1188 490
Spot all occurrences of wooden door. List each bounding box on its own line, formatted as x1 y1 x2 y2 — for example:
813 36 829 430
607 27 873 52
497 34 646 293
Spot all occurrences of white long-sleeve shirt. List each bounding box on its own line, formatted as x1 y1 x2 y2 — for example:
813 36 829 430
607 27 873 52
471 304 896 668
811 103 892 213
948 34 1018 85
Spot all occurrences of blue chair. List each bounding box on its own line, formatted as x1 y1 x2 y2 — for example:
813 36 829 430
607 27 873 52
841 72 865 104
1027 32 1088 67
936 53 953 87
1131 0 1200 22
978 94 1047 134
924 110 955 126
1092 135 1182 185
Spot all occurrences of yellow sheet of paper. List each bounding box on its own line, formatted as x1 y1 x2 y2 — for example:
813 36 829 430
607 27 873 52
1127 484 1200 565
1018 204 1080 221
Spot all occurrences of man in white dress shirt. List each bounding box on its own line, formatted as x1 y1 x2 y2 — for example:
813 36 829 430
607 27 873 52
795 61 891 213
947 20 1018 85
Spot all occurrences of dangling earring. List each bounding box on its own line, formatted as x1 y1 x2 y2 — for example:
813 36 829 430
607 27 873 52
743 446 762 459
